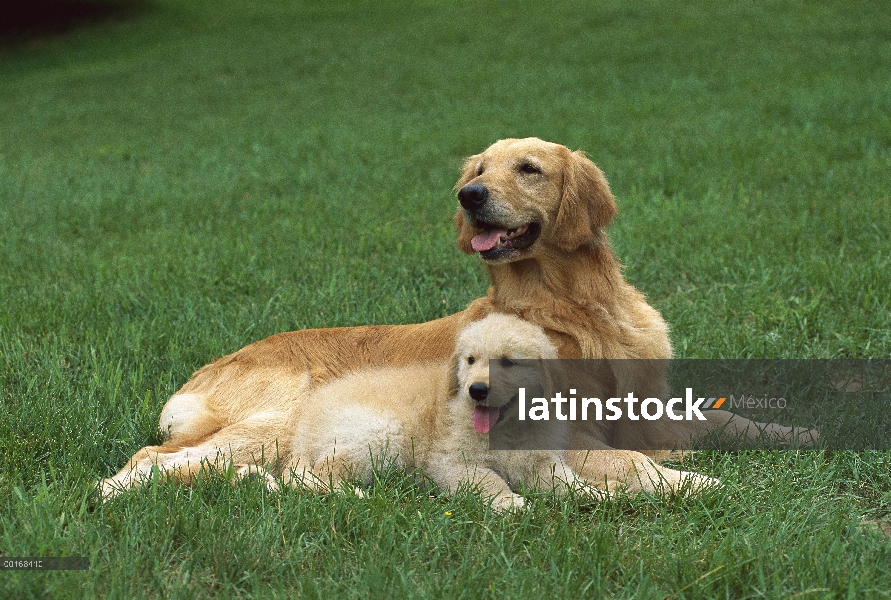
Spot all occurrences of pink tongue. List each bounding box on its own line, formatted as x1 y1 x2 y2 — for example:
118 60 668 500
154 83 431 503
471 229 508 252
472 406 499 434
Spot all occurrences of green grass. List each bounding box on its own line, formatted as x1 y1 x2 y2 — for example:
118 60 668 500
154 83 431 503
1 0 890 597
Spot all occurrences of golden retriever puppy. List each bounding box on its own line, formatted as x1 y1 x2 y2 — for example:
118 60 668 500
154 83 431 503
284 314 606 511
101 137 771 500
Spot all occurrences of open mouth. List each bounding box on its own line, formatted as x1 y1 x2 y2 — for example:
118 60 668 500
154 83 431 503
470 222 541 260
471 393 519 434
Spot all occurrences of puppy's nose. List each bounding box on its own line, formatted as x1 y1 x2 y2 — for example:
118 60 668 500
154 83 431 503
468 382 489 401
458 183 488 211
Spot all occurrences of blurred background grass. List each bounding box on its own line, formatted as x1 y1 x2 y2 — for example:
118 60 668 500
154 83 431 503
1 1 890 597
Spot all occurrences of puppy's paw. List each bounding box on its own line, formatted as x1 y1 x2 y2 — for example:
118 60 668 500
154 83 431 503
491 493 526 513
677 471 722 495
578 483 612 501
234 465 280 492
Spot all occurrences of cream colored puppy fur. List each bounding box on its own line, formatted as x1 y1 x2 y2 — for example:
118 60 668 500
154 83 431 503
284 313 604 511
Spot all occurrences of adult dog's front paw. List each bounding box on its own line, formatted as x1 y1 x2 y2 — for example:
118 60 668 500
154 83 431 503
792 426 820 446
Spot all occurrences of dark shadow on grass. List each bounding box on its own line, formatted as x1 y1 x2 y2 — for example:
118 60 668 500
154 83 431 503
0 0 150 43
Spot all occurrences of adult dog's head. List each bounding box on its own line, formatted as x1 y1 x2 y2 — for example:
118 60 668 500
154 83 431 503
454 137 617 263
449 314 559 434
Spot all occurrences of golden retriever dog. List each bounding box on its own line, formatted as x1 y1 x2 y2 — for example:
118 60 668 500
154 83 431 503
283 314 714 510
99 137 794 501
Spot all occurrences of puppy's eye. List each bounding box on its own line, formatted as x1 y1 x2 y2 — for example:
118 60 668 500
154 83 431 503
475 164 484 176
498 357 516 368
467 356 475 365
518 162 541 174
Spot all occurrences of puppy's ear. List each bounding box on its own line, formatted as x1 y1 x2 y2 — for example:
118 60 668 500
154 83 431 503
538 358 556 398
539 358 560 400
447 352 461 398
453 154 481 255
553 149 618 251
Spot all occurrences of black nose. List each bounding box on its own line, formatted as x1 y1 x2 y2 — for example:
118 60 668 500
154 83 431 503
468 383 489 401
458 183 488 211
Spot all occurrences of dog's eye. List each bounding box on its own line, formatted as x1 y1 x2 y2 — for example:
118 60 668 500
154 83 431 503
475 164 484 176
467 356 475 365
518 162 541 174
498 357 516 368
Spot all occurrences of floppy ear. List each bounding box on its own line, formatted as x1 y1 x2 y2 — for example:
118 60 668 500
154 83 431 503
552 149 618 251
447 352 461 398
538 358 563 400
453 154 481 255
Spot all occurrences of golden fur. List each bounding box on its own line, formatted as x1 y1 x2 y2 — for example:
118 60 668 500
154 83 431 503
281 314 629 511
100 138 808 501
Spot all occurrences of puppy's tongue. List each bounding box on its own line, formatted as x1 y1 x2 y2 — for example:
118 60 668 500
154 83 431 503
472 406 499 434
471 229 508 252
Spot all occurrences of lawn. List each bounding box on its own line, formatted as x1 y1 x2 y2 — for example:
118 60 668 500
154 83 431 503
1 0 890 597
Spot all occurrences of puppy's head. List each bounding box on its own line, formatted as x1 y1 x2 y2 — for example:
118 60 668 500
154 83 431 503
448 314 558 434
454 137 618 263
